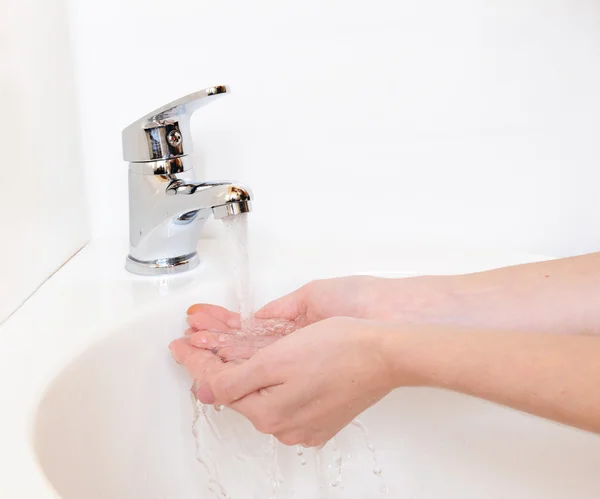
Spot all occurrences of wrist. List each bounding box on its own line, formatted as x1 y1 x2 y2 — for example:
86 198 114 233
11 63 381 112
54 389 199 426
379 274 470 324
378 320 481 390
374 321 437 389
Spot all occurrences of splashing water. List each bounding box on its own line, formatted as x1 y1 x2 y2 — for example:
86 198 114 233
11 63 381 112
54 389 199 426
189 212 388 497
191 390 284 499
351 420 389 495
191 396 231 499
316 437 345 489
189 213 285 498
296 445 307 466
267 435 284 499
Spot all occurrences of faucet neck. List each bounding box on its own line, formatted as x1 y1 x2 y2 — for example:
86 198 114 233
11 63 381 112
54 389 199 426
128 156 193 175
126 169 252 276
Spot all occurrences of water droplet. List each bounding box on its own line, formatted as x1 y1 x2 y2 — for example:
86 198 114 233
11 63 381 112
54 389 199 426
351 419 389 492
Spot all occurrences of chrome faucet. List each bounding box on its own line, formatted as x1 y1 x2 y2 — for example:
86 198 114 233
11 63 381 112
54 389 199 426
122 85 252 275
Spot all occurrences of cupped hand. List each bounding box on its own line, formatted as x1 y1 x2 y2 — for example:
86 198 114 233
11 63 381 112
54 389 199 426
186 276 402 333
252 276 400 326
252 275 458 327
171 303 297 402
186 273 461 333
196 317 409 447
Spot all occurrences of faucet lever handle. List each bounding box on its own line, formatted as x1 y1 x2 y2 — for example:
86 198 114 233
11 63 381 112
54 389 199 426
122 85 229 163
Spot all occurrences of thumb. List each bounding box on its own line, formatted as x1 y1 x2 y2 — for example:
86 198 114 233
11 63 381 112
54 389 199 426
255 286 307 321
210 357 281 405
191 380 216 405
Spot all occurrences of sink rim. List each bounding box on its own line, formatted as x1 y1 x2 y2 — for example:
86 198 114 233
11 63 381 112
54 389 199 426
0 235 553 499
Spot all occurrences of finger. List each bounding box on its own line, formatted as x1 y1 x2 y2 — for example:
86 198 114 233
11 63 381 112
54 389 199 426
191 379 216 404
187 303 232 318
169 338 224 379
213 343 263 362
189 330 282 361
187 330 227 349
273 432 304 447
210 356 283 405
225 391 268 429
184 327 196 336
187 349 224 377
191 360 245 405
187 310 233 332
229 386 289 436
169 337 198 364
189 330 254 358
255 287 307 321
186 303 241 328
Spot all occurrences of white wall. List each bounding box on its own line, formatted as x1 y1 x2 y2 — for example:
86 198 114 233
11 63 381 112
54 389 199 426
0 0 89 323
69 0 600 257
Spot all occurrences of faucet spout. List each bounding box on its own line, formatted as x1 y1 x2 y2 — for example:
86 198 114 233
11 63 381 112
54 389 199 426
126 170 253 276
165 180 252 219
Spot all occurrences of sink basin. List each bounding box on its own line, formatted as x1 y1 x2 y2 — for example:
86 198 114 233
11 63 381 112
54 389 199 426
2 236 600 498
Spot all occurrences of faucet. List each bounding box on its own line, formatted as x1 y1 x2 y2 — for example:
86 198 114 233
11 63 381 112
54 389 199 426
122 85 252 275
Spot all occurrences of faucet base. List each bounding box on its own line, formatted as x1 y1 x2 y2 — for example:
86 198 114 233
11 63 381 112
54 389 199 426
125 253 200 276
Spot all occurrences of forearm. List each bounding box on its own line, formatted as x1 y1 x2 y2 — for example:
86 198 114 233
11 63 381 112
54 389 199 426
396 252 600 334
387 324 600 434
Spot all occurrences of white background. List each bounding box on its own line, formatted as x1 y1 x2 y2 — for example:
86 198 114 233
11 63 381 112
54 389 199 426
0 0 88 322
68 0 600 256
2 0 600 321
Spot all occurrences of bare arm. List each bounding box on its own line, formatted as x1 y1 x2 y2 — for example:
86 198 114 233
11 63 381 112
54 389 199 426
174 252 600 446
175 317 600 446
392 324 600 434
401 252 600 334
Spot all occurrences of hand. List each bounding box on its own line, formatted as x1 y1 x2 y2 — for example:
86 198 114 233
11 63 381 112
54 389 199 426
187 275 453 328
172 312 600 440
171 303 297 402
184 303 297 336
179 275 452 413
185 277 392 331
179 278 406 404
254 276 394 326
196 317 411 447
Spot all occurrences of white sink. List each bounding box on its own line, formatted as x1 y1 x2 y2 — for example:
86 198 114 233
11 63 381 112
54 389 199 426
2 236 600 498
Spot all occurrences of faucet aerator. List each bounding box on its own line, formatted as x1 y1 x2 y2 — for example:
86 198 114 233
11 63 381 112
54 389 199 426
212 200 252 220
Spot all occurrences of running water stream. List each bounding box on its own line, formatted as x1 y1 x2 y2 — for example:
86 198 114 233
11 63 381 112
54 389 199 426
190 213 388 497
222 213 255 332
